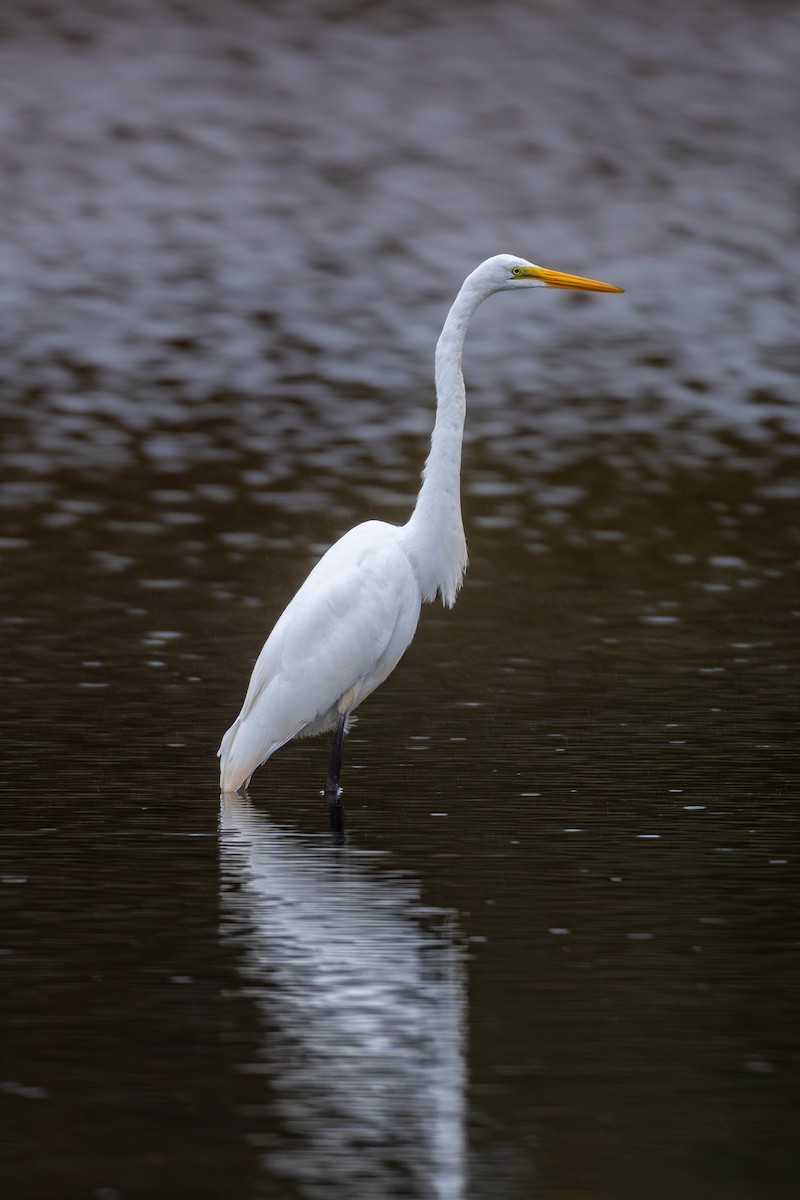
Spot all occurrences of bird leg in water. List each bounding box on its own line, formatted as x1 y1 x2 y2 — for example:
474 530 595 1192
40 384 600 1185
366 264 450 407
324 711 348 798
323 711 348 831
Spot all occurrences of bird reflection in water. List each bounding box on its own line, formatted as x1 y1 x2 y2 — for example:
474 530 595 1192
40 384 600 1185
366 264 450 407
220 792 468 1200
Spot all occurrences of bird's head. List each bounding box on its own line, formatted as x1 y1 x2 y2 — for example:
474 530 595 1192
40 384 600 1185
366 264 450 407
475 253 623 296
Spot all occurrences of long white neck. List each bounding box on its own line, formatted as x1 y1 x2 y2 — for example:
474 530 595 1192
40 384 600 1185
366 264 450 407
401 272 486 607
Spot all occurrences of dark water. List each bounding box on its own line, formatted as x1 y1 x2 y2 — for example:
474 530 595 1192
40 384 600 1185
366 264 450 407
1 1 799 1197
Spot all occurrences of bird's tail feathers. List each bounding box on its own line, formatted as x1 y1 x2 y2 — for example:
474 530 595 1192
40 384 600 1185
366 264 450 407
219 715 305 794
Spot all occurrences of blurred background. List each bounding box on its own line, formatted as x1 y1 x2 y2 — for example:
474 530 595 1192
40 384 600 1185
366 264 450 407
1 1 798 1197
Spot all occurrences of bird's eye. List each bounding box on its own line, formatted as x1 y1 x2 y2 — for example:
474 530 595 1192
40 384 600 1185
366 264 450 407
511 265 523 277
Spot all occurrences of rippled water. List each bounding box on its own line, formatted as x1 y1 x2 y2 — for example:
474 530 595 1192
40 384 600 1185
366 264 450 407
1 1 799 1197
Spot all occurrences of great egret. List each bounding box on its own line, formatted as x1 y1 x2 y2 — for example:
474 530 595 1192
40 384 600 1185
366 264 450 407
219 254 622 818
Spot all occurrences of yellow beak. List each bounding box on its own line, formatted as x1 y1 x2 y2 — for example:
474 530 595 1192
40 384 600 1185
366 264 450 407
522 265 623 293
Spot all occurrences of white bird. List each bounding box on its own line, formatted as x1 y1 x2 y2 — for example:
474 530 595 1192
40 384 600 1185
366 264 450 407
219 254 622 817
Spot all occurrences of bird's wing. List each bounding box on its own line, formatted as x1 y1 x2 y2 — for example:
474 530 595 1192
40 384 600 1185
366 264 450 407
220 523 421 790
244 522 421 718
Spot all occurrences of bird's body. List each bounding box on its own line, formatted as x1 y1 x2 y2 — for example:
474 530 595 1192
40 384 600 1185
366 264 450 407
219 520 422 790
219 254 622 802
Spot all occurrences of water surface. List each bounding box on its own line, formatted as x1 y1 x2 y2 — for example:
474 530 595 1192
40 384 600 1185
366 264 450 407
1 2 799 1198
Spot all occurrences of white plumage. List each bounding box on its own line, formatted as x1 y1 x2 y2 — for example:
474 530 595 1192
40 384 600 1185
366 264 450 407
219 521 422 791
219 254 622 797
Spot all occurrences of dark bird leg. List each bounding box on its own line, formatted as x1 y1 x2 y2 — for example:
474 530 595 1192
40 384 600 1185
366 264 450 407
324 711 347 835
